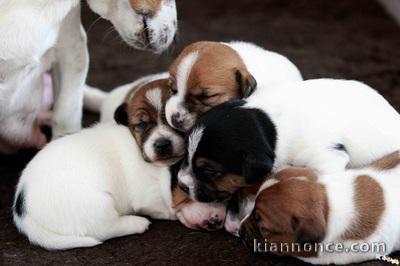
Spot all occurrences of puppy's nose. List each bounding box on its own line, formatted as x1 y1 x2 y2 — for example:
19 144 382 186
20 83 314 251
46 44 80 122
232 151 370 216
154 138 172 155
171 113 183 129
178 182 190 194
207 217 223 231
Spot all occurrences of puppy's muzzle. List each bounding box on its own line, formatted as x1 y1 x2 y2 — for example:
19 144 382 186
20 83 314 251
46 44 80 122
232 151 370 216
206 216 223 231
171 113 184 130
154 138 172 157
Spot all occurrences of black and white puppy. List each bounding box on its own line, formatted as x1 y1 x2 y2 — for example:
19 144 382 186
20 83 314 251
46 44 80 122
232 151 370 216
177 79 400 204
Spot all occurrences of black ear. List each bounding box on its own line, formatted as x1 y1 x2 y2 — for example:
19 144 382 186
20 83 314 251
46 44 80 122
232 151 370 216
114 103 128 126
292 216 326 245
242 152 273 184
235 68 257 98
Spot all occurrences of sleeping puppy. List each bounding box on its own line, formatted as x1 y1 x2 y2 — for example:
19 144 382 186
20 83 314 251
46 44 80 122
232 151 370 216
87 72 182 166
12 123 225 250
176 79 400 203
164 41 303 132
240 152 400 265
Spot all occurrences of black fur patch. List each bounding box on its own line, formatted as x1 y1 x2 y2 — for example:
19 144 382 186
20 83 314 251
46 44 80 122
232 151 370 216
114 103 128 126
40 125 52 142
186 100 277 201
14 189 25 217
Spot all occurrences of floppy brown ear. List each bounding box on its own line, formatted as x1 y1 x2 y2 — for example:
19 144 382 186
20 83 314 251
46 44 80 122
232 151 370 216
172 186 191 208
292 213 326 245
235 68 257 98
114 103 128 126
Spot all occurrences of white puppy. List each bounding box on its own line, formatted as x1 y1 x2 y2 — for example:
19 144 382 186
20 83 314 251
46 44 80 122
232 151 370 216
12 123 226 250
0 0 177 153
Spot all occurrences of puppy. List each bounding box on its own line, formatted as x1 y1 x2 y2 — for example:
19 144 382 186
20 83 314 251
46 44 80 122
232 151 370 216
177 79 400 203
240 152 400 264
0 0 177 153
12 123 225 250
164 41 303 132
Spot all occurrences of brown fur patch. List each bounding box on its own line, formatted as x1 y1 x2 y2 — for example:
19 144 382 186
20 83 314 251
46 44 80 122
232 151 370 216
129 0 162 16
169 41 255 114
124 79 171 155
241 177 329 258
194 157 247 194
172 186 191 208
341 175 385 240
369 150 400 170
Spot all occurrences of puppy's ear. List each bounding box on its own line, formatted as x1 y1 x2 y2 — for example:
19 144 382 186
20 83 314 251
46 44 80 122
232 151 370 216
292 214 326 245
242 152 273 184
114 103 128 126
235 68 257 98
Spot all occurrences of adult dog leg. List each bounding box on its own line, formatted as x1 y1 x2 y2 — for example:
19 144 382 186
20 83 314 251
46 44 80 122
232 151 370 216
51 4 88 139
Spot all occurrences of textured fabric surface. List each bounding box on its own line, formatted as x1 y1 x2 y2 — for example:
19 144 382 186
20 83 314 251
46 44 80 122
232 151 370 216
1 0 400 265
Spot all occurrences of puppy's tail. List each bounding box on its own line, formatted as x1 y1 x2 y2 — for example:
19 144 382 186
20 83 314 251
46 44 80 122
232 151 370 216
83 85 108 113
14 215 101 250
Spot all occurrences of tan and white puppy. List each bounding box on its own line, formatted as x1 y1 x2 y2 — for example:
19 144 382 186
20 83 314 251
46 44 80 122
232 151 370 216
113 76 186 166
164 41 303 132
0 0 177 153
240 152 400 265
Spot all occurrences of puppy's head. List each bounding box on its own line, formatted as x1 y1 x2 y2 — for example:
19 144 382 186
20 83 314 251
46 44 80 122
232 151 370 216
114 79 184 166
165 41 257 132
239 168 328 257
87 0 177 53
176 100 276 203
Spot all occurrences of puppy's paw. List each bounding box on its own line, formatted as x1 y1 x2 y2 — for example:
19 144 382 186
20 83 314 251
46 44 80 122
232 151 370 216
132 216 151 234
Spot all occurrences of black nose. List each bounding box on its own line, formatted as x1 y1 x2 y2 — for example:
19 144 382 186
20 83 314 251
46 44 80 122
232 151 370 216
171 114 183 129
154 138 172 155
178 182 190 194
207 217 223 231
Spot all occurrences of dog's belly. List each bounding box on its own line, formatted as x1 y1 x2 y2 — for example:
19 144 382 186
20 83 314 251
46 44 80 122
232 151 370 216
0 49 55 151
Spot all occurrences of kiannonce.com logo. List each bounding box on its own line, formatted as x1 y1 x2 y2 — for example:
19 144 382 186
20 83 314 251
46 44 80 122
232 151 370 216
253 239 387 254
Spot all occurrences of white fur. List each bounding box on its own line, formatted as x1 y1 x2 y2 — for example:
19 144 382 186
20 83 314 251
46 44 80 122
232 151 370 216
145 88 163 111
165 41 303 131
225 79 400 237
13 123 225 250
98 72 169 123
143 124 185 166
301 166 400 264
0 0 177 152
245 79 400 174
87 0 177 53
165 52 199 131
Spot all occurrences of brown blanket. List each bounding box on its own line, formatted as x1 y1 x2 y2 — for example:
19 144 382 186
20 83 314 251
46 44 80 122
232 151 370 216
1 0 400 265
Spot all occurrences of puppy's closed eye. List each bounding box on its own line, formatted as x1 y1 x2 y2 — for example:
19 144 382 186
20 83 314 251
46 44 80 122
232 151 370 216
202 165 221 179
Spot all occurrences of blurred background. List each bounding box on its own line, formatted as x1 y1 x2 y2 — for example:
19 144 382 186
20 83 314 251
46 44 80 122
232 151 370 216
2 0 400 265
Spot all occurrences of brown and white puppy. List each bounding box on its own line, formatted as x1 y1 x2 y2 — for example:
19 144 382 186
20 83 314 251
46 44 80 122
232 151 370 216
164 41 302 132
113 77 185 166
240 152 400 264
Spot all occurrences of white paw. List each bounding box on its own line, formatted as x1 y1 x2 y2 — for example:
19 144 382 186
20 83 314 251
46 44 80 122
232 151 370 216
134 217 151 234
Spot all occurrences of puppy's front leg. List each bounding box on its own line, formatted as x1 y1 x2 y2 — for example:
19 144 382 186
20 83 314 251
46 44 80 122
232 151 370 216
51 4 88 138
